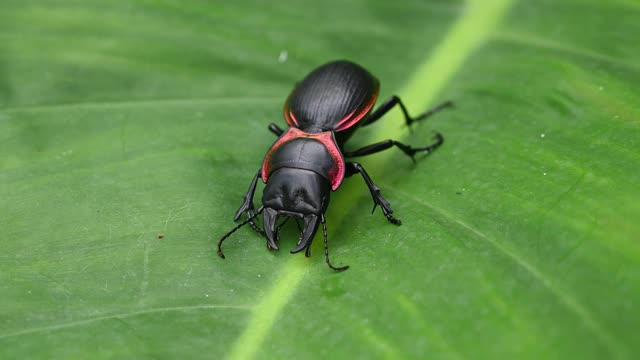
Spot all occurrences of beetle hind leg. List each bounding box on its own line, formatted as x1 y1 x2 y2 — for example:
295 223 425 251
362 96 453 127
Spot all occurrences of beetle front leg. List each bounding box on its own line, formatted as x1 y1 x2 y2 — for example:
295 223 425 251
233 169 264 235
346 162 401 225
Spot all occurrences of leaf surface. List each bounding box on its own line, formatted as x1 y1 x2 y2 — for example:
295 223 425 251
1 0 639 359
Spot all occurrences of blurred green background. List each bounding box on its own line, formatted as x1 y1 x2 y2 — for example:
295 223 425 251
1 0 639 359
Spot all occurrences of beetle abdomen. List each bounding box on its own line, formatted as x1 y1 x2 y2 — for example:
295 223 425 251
285 60 379 132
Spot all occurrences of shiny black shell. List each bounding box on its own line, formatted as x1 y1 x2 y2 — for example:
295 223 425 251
285 60 380 132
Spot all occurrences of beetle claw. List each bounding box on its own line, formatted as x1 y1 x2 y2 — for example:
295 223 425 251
290 214 318 254
263 208 280 251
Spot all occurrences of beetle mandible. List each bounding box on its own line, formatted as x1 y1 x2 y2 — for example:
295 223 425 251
217 60 452 271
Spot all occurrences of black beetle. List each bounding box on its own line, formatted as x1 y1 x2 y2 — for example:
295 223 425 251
218 60 452 271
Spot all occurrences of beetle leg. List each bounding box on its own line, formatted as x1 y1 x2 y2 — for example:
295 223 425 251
345 162 401 225
268 123 285 136
362 96 453 127
233 169 264 235
321 213 349 271
344 133 444 162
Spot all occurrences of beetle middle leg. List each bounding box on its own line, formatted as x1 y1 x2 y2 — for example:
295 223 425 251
344 133 443 162
362 96 453 127
346 162 401 225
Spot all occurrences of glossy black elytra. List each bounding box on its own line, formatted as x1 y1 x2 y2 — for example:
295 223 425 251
217 60 452 271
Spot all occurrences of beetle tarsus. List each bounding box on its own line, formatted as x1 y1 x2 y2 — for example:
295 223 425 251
395 142 418 163
347 162 400 225
376 193 402 225
383 211 402 226
402 132 445 161
411 100 454 125
373 198 401 225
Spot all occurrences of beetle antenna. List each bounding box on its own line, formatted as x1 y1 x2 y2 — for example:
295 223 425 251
320 213 349 271
218 206 264 259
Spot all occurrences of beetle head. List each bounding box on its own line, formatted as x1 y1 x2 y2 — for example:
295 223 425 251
261 168 330 256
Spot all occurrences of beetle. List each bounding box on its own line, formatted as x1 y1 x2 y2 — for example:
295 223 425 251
217 60 452 271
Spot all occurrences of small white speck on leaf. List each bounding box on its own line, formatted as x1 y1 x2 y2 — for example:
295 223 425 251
278 50 288 63
543 172 547 176
205 294 209 297
540 133 545 138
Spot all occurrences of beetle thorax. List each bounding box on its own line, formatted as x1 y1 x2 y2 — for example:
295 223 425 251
261 128 346 191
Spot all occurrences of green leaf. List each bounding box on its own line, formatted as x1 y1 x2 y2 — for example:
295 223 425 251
1 0 639 359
